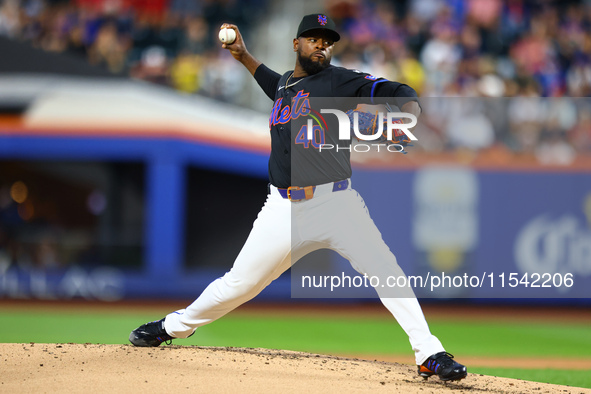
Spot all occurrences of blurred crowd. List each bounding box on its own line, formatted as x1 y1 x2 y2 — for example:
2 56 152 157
328 0 591 98
407 96 591 164
0 0 266 102
324 0 591 160
0 0 590 159
2 0 590 98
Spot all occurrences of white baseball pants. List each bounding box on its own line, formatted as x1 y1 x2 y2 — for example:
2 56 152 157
164 180 444 364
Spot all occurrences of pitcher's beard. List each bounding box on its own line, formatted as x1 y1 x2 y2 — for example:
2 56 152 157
297 51 330 75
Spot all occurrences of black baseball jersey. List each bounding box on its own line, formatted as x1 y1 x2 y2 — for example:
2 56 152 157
254 64 419 188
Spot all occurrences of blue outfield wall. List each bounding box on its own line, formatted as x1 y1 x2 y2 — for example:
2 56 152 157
338 168 591 300
0 135 274 301
0 135 590 302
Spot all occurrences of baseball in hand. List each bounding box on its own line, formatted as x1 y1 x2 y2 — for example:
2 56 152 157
219 28 236 44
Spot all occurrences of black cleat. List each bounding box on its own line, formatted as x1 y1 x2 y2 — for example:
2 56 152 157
418 352 467 381
129 318 173 347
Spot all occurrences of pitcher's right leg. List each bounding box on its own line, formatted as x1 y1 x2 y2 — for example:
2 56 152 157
163 192 293 339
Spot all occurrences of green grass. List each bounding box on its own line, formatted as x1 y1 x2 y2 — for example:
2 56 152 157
6 311 590 357
1 307 590 389
426 320 591 358
470 367 591 391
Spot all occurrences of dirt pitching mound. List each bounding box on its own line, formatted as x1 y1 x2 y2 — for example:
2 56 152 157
1 343 588 393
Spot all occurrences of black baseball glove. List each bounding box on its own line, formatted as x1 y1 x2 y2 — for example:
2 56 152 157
345 108 412 147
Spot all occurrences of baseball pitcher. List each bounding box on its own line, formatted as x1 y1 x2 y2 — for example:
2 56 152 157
129 14 467 382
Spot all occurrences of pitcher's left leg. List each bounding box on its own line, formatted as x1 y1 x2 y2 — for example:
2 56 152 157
325 190 444 364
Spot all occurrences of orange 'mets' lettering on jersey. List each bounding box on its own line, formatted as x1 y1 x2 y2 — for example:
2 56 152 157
269 90 311 127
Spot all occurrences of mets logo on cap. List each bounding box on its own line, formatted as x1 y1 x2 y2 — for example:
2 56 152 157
318 15 327 25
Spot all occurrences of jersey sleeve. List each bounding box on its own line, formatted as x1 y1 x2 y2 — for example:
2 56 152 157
254 64 282 100
331 67 420 110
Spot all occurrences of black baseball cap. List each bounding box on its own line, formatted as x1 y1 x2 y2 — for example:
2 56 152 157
296 14 340 42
